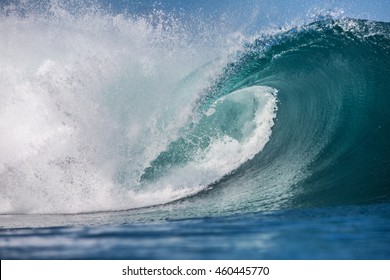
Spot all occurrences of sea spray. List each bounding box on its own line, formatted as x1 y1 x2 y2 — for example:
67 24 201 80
0 0 277 214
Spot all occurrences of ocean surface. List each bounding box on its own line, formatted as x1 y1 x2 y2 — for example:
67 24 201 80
1 0 390 259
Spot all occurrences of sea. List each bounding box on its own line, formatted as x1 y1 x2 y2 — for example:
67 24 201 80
1 0 390 259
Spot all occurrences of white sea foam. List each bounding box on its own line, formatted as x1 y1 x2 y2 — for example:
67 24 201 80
157 86 277 188
0 2 277 214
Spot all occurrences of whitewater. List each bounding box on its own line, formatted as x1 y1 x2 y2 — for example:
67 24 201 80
0 1 281 215
1 0 390 259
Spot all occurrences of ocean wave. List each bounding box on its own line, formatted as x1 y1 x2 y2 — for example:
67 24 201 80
0 2 389 216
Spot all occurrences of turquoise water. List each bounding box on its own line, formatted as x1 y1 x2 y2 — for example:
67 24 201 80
0 1 389 259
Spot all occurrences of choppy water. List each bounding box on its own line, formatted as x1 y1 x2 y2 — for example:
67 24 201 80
1 203 390 259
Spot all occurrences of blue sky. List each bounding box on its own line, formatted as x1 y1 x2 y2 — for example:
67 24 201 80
2 0 388 34
100 0 390 23
93 0 390 36
3 1 389 23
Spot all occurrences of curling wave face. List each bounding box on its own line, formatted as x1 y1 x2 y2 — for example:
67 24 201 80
188 18 390 217
0 2 389 218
